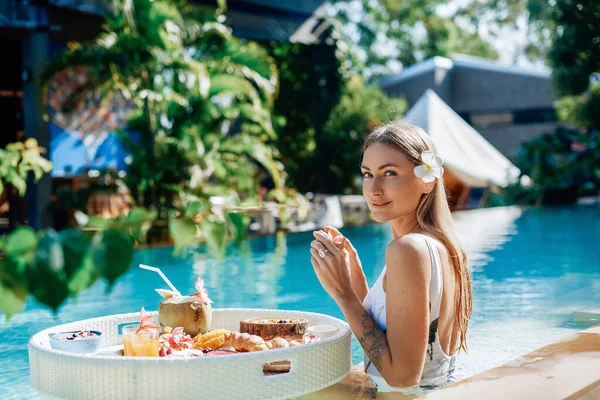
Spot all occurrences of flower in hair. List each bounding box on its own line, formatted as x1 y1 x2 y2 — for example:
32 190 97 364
414 150 444 183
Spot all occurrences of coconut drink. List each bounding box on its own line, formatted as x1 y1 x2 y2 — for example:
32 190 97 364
157 277 213 336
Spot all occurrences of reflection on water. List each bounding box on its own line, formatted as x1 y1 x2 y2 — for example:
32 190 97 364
1 206 599 399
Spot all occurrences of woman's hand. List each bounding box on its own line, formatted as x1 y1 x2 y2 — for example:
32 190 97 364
324 226 364 275
324 226 369 302
310 230 355 303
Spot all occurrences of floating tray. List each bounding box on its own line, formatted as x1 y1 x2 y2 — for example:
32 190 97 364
29 308 352 400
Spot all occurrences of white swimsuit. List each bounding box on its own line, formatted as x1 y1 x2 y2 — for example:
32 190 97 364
363 233 456 392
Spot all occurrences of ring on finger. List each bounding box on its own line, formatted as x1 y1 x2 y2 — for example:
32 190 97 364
318 248 328 259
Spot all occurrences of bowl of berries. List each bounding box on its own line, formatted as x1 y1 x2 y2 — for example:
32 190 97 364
48 330 102 354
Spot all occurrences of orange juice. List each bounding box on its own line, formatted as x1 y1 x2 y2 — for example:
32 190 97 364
122 324 159 357
130 334 159 357
123 334 133 356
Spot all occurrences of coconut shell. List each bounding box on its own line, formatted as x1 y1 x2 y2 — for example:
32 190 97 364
158 295 212 337
239 317 308 340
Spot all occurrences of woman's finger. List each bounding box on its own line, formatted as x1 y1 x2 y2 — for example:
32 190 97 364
310 256 320 271
344 237 358 255
310 247 327 268
324 226 342 238
310 239 325 249
323 226 348 250
313 230 342 256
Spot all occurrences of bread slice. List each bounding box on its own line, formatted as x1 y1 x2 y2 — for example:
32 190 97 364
240 317 309 340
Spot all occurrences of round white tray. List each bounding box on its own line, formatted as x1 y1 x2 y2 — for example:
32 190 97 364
29 308 352 400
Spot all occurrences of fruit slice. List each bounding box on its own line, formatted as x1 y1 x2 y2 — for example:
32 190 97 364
194 329 230 350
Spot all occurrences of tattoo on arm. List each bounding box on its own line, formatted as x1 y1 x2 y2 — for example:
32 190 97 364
357 311 388 373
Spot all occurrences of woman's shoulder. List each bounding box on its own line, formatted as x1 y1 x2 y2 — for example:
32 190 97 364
385 234 432 277
393 232 450 261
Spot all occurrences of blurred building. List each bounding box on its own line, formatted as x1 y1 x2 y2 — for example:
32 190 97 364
0 0 327 229
380 54 558 160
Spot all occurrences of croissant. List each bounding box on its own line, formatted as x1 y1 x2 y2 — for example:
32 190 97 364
223 331 269 352
266 337 290 350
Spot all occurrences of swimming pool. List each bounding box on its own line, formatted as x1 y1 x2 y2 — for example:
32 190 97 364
1 205 599 398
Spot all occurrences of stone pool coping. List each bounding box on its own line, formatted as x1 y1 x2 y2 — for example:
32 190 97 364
299 323 600 399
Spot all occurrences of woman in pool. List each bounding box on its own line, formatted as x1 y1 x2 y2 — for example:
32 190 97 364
309 120 472 393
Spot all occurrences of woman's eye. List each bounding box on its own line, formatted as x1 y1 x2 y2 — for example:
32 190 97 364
362 172 373 178
384 170 396 176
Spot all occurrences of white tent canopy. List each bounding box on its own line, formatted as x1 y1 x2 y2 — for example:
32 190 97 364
405 89 520 188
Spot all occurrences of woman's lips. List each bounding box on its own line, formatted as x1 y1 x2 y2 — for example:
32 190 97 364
371 201 391 208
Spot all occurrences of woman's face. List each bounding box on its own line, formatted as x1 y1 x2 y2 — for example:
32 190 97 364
361 142 428 223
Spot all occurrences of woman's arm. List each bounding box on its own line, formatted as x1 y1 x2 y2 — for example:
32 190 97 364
336 237 431 388
349 259 369 302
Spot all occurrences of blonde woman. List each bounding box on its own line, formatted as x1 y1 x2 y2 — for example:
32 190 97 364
310 120 472 393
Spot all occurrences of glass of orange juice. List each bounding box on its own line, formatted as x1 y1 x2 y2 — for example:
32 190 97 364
122 324 159 357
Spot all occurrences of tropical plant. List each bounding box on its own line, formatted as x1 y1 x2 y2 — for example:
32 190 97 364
0 198 259 319
493 126 600 205
555 84 600 131
0 139 52 198
268 29 347 193
0 0 307 321
44 0 283 209
269 31 408 194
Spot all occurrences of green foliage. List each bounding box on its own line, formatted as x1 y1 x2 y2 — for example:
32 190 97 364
555 84 600 130
44 0 284 212
452 0 553 63
0 225 137 317
268 31 346 193
457 0 599 95
0 202 244 318
168 217 198 255
546 0 600 96
321 76 408 193
269 32 408 194
0 139 52 198
494 126 600 205
329 0 499 79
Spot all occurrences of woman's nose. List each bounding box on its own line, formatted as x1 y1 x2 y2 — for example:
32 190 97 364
364 177 383 197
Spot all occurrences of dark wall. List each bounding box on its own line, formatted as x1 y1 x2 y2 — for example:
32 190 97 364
452 67 554 113
479 122 557 159
383 70 437 106
0 39 23 147
0 39 22 91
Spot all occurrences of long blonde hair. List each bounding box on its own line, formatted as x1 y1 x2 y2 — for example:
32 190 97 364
364 119 472 353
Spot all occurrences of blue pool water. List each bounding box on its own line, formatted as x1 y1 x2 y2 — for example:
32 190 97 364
1 205 599 398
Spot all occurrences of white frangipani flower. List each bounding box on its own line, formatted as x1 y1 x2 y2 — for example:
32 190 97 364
414 150 444 183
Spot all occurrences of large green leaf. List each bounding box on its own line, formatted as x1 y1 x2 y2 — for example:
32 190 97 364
0 280 27 319
90 230 135 286
4 226 38 266
59 229 91 276
185 199 209 217
27 230 69 312
58 229 98 296
0 256 29 319
226 212 249 243
86 216 114 230
168 217 198 255
124 207 157 243
67 253 98 296
200 217 227 253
